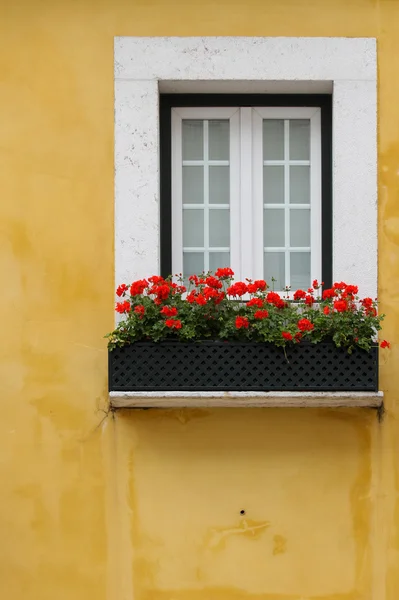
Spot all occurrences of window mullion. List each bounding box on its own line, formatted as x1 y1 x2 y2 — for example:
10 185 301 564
284 119 290 289
239 107 253 279
203 120 210 272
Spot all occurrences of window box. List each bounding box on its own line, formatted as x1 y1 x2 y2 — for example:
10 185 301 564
108 341 378 393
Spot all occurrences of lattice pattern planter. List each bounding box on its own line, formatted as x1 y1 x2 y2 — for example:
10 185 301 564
108 341 378 392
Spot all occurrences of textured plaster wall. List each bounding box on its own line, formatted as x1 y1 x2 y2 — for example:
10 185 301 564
1 1 399 599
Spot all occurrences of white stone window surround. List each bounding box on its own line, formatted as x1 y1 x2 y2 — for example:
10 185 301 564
114 36 377 300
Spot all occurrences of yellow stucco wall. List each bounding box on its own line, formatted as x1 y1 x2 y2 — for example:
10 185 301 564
1 0 399 598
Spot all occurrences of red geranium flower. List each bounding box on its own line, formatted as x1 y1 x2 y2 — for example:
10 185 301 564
227 282 248 297
160 306 178 317
205 276 223 289
344 285 358 296
116 284 128 297
115 300 131 314
235 316 249 329
333 299 348 312
130 279 148 296
282 331 293 340
148 275 165 285
266 291 281 305
312 279 319 289
247 280 267 293
323 306 330 315
333 281 347 290
215 267 234 278
380 340 390 349
297 318 314 332
360 297 373 309
305 295 315 306
293 289 306 301
153 284 170 300
295 332 302 342
247 298 263 308
195 294 207 305
165 319 182 329
254 310 269 320
322 288 336 300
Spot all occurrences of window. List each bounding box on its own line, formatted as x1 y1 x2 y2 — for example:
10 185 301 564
160 95 332 291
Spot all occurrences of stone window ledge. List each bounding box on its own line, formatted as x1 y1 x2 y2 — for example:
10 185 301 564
109 391 383 409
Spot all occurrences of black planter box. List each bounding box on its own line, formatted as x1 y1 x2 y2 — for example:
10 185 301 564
109 341 378 392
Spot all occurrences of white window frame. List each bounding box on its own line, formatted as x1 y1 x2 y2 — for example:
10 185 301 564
171 106 321 290
114 36 377 300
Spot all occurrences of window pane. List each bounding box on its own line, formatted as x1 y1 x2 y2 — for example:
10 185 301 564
209 252 230 272
209 120 229 160
264 209 285 247
183 252 204 278
183 166 204 204
183 210 204 247
209 209 230 247
263 165 284 204
290 209 310 247
209 166 229 204
291 252 311 290
263 119 284 160
289 120 310 160
290 166 310 204
264 252 285 290
182 120 203 160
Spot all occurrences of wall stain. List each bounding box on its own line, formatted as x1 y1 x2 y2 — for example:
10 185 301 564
273 534 287 555
205 518 270 551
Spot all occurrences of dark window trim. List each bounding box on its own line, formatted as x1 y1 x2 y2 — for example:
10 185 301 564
160 94 332 287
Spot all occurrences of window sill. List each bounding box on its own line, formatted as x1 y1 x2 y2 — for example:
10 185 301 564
109 391 383 409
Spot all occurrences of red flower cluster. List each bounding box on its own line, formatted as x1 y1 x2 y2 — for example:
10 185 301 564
380 340 390 349
235 316 249 329
165 319 182 329
247 298 263 308
116 284 128 297
247 279 267 293
266 292 286 309
227 282 248 297
160 306 178 317
282 331 293 340
293 289 307 301
254 310 269 320
215 267 234 278
333 299 348 313
130 279 148 296
115 301 131 314
297 318 314 332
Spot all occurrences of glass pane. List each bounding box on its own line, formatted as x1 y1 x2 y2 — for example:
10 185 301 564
183 209 204 247
290 209 310 247
209 209 230 247
291 252 311 290
209 120 229 160
183 252 204 278
263 119 284 160
182 120 203 160
183 166 204 204
289 119 310 160
263 166 284 204
290 166 310 204
209 252 230 272
264 209 285 247
209 166 230 204
264 252 285 290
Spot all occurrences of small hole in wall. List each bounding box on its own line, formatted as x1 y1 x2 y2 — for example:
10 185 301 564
240 509 246 515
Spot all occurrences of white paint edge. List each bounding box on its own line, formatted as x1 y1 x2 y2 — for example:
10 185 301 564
114 36 377 300
109 391 383 409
